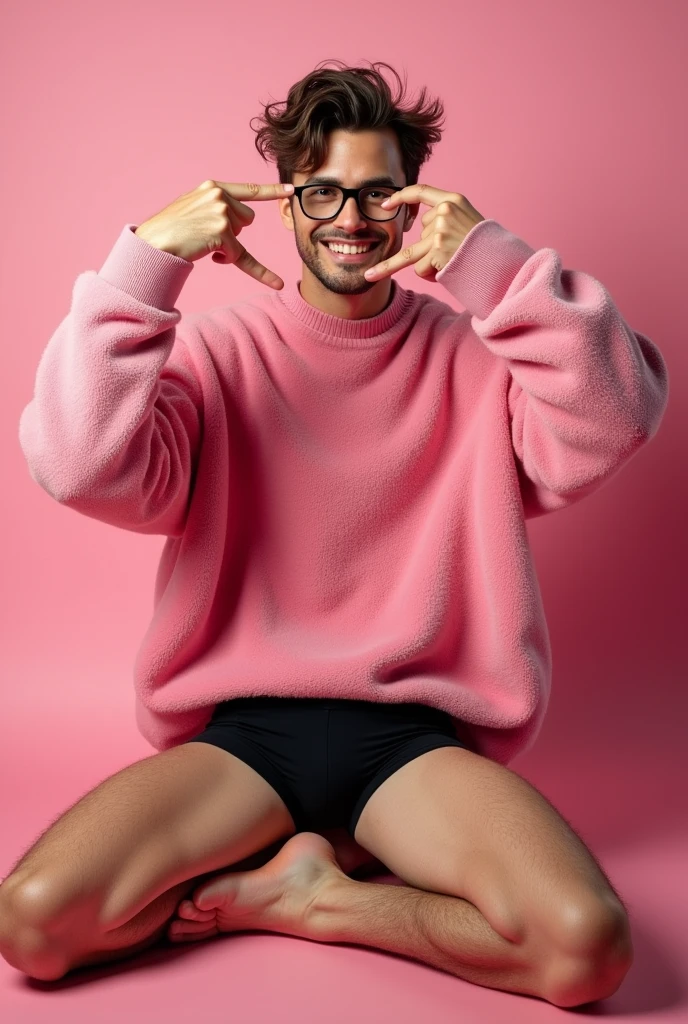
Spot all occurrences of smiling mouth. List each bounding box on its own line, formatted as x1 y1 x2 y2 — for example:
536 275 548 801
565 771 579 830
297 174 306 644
318 240 382 260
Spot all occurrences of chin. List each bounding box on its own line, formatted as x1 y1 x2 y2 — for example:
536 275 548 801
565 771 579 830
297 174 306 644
320 277 377 296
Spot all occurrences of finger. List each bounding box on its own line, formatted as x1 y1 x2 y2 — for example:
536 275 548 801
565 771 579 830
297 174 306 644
222 185 291 239
217 206 252 244
224 200 257 240
412 248 442 280
380 184 452 211
223 241 285 290
216 182 294 202
227 198 257 225
363 237 431 281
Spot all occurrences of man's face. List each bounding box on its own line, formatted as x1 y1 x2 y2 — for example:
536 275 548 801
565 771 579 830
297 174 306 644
279 128 418 296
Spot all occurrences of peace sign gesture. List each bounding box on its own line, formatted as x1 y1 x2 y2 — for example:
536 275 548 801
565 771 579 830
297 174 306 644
363 184 485 283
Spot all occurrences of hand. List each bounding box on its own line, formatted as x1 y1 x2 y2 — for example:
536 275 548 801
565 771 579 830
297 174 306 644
363 185 485 283
135 179 295 289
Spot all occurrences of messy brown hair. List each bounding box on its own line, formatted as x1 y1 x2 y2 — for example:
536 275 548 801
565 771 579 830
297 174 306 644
250 59 445 187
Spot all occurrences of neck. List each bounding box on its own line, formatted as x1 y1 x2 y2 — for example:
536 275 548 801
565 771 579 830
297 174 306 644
298 267 394 320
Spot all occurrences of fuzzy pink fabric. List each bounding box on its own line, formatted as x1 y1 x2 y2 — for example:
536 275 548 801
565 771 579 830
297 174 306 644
18 219 669 764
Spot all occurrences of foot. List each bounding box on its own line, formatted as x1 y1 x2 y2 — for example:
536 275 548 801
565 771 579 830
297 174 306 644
167 832 347 945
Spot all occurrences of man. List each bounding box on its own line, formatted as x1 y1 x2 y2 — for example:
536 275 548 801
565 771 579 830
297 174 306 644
4 60 668 1005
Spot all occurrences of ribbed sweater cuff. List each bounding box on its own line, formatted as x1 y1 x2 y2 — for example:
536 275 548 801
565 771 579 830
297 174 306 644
97 223 194 311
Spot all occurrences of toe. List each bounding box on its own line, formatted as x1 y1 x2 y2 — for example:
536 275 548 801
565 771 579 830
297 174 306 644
192 880 229 911
177 898 215 921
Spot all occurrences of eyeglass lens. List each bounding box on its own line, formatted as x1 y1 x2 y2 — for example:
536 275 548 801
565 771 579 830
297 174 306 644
301 186 397 220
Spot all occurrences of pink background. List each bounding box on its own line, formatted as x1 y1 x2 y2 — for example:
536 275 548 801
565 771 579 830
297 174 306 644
1 0 686 1019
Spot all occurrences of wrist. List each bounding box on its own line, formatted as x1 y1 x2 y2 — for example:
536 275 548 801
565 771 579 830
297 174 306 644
134 226 178 257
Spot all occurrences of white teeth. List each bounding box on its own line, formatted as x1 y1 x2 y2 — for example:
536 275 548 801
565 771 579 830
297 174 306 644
325 242 373 254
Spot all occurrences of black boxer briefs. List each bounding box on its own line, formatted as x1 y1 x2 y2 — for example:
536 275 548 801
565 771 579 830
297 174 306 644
184 696 473 837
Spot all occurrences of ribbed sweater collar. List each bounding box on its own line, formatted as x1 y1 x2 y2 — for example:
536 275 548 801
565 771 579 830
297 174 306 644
274 278 416 348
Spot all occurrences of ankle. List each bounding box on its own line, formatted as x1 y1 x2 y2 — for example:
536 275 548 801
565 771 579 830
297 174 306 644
306 874 362 942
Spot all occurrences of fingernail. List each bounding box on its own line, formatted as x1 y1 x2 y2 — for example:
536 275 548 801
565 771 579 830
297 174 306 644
284 184 294 192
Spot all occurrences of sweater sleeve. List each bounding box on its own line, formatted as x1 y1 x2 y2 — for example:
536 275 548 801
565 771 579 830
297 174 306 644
436 219 670 518
18 224 202 537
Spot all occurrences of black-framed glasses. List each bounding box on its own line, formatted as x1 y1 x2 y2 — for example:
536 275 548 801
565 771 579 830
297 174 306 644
291 184 404 221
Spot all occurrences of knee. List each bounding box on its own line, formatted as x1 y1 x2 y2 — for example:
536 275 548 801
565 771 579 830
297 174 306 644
544 894 634 1007
0 874 73 981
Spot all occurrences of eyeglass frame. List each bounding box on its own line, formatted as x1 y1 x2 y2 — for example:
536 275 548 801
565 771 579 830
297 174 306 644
289 184 405 221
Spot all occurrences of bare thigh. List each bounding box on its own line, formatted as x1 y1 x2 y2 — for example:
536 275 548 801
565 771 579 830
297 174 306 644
354 746 630 953
0 741 296 975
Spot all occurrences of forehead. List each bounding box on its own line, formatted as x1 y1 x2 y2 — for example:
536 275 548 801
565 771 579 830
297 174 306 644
295 128 405 185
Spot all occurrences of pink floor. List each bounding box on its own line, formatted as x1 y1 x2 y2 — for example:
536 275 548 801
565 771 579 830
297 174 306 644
1 666 687 1024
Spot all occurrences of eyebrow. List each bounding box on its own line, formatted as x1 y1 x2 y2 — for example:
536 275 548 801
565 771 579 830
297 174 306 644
302 175 399 187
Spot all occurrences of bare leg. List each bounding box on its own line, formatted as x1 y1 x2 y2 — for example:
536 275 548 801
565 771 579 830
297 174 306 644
165 832 630 1008
308 869 630 1007
0 742 296 980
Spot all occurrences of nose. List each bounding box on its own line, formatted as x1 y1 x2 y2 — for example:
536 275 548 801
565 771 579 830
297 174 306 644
333 195 370 232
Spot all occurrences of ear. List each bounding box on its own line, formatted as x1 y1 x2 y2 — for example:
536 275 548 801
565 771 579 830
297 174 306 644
278 196 295 232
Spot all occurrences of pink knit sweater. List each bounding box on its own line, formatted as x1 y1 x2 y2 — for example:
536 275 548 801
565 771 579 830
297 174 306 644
18 219 669 764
